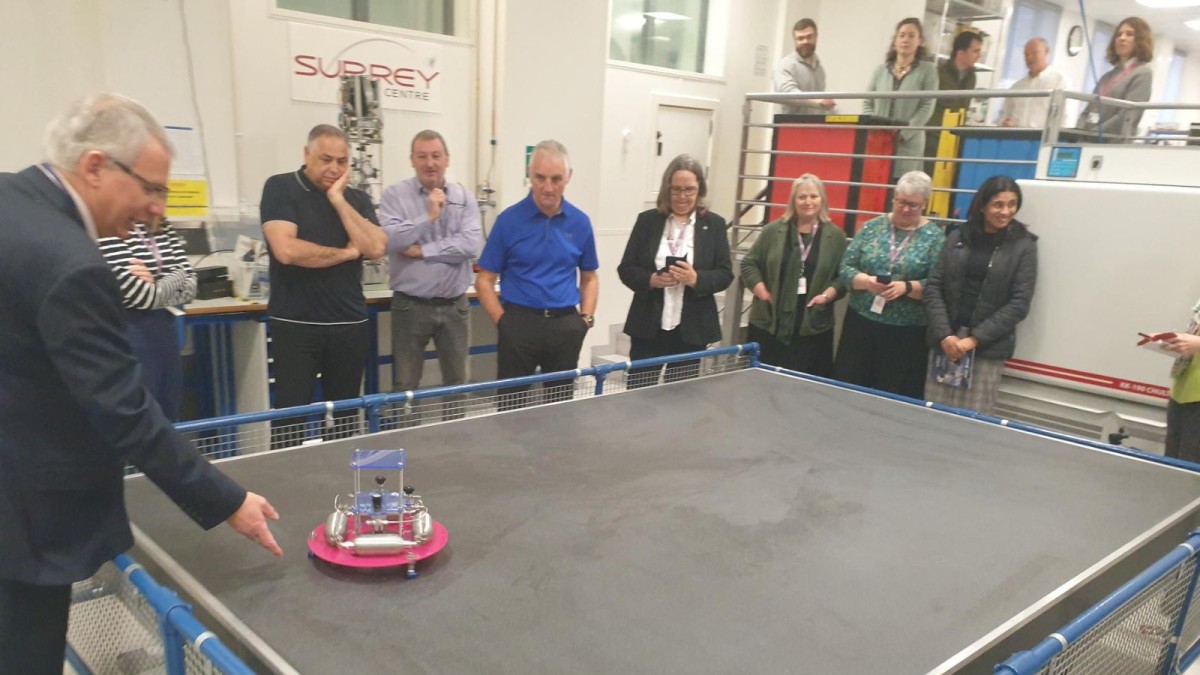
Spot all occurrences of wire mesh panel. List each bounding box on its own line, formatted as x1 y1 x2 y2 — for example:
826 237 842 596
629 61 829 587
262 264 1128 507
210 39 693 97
381 374 603 431
170 346 758 462
68 562 166 674
1177 573 1200 667
598 349 755 395
1041 556 1197 675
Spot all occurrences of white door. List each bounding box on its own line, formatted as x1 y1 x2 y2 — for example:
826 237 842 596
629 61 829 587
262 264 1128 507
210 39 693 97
651 104 714 197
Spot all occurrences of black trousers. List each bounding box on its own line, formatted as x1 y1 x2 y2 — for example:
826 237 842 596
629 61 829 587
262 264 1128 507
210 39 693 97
1166 399 1200 464
627 328 705 389
269 319 369 448
749 325 834 378
0 578 71 675
833 308 928 399
496 306 588 410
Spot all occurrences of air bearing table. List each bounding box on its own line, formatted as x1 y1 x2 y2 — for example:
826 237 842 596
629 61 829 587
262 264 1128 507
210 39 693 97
120 365 1200 674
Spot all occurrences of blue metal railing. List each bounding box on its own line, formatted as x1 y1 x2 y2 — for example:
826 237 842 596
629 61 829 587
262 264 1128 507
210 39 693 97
95 346 1200 674
995 532 1200 674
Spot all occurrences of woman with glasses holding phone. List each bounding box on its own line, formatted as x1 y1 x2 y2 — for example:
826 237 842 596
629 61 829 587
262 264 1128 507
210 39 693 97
739 173 847 376
923 175 1037 415
833 171 944 398
97 215 197 420
618 154 733 388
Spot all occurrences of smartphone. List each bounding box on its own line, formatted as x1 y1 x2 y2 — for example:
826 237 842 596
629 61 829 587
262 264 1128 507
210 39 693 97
659 254 688 274
875 273 892 285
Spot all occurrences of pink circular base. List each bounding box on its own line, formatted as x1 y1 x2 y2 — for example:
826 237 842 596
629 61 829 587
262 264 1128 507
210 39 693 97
308 520 448 569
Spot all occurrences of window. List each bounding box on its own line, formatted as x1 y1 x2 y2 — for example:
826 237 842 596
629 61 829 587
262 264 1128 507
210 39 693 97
609 0 710 74
1082 22 1114 94
277 0 455 36
1159 50 1186 123
999 0 1061 88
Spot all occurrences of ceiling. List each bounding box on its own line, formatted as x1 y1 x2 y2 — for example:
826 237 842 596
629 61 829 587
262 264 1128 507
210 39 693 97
1053 0 1200 54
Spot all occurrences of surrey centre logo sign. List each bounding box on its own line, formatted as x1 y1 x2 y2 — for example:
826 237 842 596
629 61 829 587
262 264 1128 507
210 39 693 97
289 23 443 113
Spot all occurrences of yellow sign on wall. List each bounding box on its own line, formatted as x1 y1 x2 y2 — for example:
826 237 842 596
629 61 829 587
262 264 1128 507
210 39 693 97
166 179 208 217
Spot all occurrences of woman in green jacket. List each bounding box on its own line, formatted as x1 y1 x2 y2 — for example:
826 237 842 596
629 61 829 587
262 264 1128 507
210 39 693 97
740 174 847 376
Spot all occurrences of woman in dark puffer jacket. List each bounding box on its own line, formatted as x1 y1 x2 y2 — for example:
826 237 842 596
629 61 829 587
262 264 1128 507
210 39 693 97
923 175 1038 414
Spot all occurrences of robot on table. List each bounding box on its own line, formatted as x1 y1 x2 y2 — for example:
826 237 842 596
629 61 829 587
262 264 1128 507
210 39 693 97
309 449 446 577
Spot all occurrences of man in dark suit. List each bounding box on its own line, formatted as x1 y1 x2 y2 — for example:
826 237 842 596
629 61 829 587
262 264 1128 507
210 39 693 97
0 93 282 674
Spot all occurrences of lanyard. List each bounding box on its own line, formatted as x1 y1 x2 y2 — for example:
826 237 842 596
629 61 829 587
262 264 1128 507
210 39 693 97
797 223 818 269
1099 61 1138 98
667 216 691 257
888 222 918 271
138 227 164 273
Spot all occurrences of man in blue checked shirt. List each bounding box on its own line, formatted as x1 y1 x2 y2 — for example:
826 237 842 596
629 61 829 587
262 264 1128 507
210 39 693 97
475 139 600 410
379 130 483 422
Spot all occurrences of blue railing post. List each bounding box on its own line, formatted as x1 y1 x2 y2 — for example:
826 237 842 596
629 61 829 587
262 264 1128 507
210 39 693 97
363 394 387 434
594 370 607 396
159 605 187 675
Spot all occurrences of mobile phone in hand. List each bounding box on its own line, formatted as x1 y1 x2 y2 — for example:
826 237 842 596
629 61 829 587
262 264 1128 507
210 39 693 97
659 254 688 274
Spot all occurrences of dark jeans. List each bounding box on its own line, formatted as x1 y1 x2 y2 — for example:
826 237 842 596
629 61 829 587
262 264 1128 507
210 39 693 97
1166 399 1200 464
748 325 834 378
833 308 928 399
0 578 71 675
269 319 369 448
627 328 704 389
496 305 588 411
126 308 183 421
390 293 470 424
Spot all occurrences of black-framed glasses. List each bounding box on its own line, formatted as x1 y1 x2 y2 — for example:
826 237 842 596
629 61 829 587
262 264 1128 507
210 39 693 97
108 157 170 202
669 186 699 196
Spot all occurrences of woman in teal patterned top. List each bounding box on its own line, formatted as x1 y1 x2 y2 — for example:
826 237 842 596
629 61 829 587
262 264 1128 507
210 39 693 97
833 171 945 398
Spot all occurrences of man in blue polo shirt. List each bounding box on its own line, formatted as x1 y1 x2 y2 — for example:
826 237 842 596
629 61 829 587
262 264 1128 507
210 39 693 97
475 139 599 409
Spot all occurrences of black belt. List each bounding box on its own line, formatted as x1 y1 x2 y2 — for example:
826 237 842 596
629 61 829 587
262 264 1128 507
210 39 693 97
396 291 463 306
504 303 577 318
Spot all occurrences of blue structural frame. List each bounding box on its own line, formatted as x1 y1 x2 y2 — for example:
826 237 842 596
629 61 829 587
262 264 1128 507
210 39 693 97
89 345 1200 674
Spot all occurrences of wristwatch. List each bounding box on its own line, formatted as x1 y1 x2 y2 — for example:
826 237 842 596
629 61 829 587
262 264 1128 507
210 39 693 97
581 313 595 328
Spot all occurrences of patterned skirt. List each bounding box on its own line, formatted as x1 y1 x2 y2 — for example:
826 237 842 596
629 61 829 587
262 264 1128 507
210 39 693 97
924 351 1006 416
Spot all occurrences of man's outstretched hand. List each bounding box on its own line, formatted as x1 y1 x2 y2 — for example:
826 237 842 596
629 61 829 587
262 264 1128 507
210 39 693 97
226 492 283 557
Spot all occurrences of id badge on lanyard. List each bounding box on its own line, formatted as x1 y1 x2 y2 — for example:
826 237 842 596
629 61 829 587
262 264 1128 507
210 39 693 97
873 224 915 313
796 224 817 296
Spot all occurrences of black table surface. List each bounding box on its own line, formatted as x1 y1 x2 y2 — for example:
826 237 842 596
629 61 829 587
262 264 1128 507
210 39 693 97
124 369 1200 674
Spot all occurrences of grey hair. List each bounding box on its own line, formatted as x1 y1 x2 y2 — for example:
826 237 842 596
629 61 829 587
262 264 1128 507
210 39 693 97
44 93 172 169
531 139 571 173
307 124 349 147
411 129 449 155
1025 36 1049 51
655 154 708 216
895 171 933 202
783 173 832 223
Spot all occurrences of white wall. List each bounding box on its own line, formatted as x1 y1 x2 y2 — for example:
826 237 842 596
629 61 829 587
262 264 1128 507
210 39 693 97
594 0 784 353
818 0 925 112
226 3 477 212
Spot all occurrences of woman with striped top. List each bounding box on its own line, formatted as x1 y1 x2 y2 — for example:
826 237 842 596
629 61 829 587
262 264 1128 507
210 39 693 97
97 218 197 420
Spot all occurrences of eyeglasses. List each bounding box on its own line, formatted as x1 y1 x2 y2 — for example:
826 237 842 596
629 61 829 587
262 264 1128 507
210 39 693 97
108 157 170 202
894 198 925 211
669 186 699 196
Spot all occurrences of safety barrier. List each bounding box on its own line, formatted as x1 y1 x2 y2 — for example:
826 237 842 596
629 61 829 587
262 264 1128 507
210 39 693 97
996 532 1200 675
66 554 253 675
73 344 1200 673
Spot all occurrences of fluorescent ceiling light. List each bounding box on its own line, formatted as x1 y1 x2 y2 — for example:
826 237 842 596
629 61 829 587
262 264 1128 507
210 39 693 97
1135 0 1200 8
1187 18 1200 29
644 11 690 21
